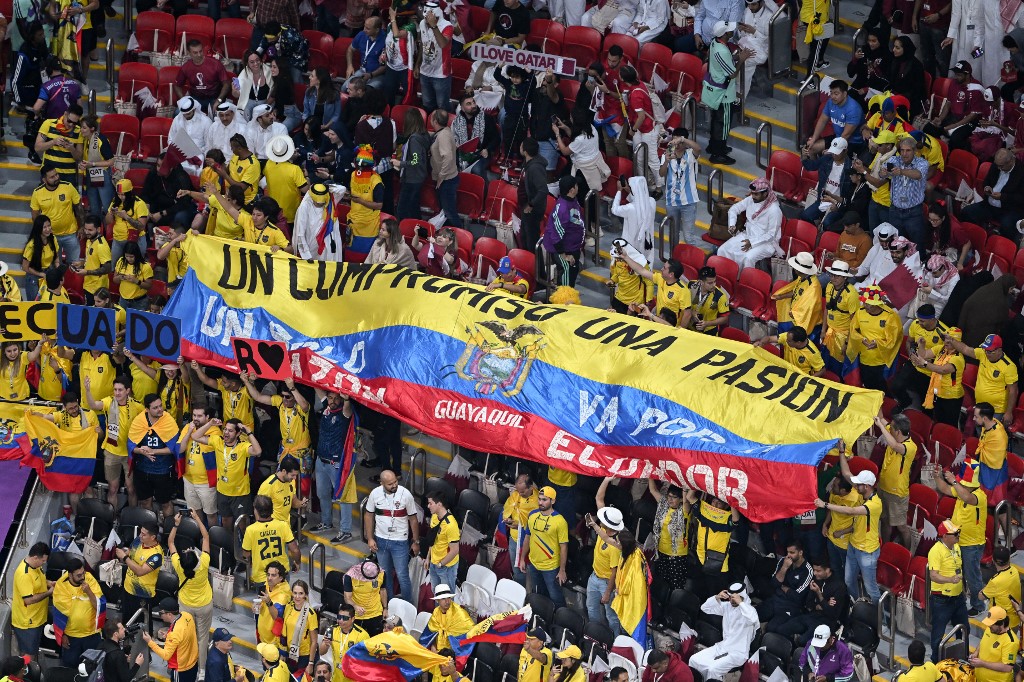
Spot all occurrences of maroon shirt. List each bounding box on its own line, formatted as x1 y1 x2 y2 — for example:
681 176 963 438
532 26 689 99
914 0 950 31
642 653 694 682
175 57 229 99
948 81 984 119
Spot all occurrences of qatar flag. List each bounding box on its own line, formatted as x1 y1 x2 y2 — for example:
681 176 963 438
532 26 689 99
159 127 203 176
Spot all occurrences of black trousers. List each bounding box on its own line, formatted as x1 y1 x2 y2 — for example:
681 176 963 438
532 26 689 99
890 363 929 410
708 104 728 155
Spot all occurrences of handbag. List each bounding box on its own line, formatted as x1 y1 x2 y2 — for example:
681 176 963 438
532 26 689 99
211 569 235 610
912 95 935 131
81 518 103 570
700 547 729 575
770 242 793 282
99 559 123 587
708 197 737 242
895 576 917 635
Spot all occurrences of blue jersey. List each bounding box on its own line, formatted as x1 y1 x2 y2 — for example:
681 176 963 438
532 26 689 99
38 76 81 119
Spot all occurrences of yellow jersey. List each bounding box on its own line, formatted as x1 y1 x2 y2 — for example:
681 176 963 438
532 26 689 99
926 541 963 597
526 510 569 571
609 260 650 306
52 571 103 637
208 193 253 241
209 434 254 496
826 487 862 550
973 349 1019 413
327 624 369 682
657 506 688 557
12 559 48 629
984 567 1023 629
114 260 153 301
262 160 307 223
977 421 1009 472
898 663 942 682
229 154 261 204
929 353 965 400
258 581 291 645
952 487 987 548
271 396 310 454
30 181 80 235
345 574 384 619
0 351 30 400
868 151 893 206
878 434 917 498
83 236 111 294
518 647 552 682
429 513 460 567
425 603 474 644
52 408 98 433
129 360 160 401
975 629 1017 682
592 536 622 580
167 244 188 285
502 488 539 543
691 284 730 335
180 424 220 486
257 474 298 524
241 519 294 583
824 282 859 335
171 552 212 609
547 466 576 487
80 352 115 402
852 308 902 367
99 396 144 457
21 239 57 274
110 198 150 243
653 272 690 327
218 379 254 431
907 320 949 376
148 611 199 671
694 500 732 572
850 494 883 553
281 603 318 657
248 225 290 250
123 539 164 598
780 335 825 375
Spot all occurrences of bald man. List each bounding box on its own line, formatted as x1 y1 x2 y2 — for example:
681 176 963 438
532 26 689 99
364 470 419 599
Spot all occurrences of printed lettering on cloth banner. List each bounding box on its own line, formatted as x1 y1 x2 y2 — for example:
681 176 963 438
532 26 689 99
164 235 884 522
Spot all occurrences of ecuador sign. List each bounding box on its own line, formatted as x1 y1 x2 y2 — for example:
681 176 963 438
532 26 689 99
165 235 882 521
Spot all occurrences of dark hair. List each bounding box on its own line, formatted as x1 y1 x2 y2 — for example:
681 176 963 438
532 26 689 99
227 184 246 208
113 374 133 391
829 79 849 92
608 45 623 57
459 91 476 104
186 38 203 50
786 539 804 553
789 326 808 343
907 640 926 665
80 113 99 130
811 556 831 570
313 67 337 104
179 548 199 579
0 657 24 679
140 520 159 537
83 214 103 230
119 241 144 277
266 560 287 579
102 618 123 640
230 133 249 151
143 393 161 409
279 455 299 473
339 603 356 616
427 491 449 509
26 214 57 273
928 203 952 249
647 651 668 667
619 65 639 84
254 495 274 519
617 529 637 559
404 109 426 136
1004 36 1018 49
206 148 226 165
67 103 83 117
834 476 852 494
28 541 50 558
270 58 295 109
40 162 58 178
569 108 594 139
659 308 677 327
44 266 64 290
890 413 911 437
521 138 539 157
665 259 684 280
609 668 627 681
66 557 84 573
976 402 995 419
112 176 140 213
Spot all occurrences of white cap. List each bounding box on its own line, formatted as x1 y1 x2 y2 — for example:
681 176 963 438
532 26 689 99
177 95 196 112
875 223 898 239
216 101 236 113
597 507 625 531
252 103 273 118
811 624 831 647
850 470 877 486
433 584 455 600
827 137 848 154
0 261 8 277
713 20 737 37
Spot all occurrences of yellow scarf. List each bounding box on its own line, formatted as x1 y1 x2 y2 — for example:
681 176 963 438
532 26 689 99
923 350 956 409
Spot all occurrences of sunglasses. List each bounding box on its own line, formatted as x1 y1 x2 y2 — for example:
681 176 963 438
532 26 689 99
338 615 352 621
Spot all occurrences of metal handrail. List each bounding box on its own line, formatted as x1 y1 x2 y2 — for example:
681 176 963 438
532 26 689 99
409 448 427 496
105 39 115 112
124 0 134 33
706 168 723 215
795 73 821 152
766 4 789 78
737 60 747 126
633 142 649 190
994 500 1011 545
0 476 39 602
358 498 368 543
755 121 773 170
658 215 676 263
534 238 552 294
308 542 326 593
940 624 967 661
877 590 895 667
88 90 97 117
676 94 697 138
584 189 599 266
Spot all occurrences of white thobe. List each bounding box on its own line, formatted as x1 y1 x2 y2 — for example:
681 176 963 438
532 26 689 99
614 0 670 44
168 111 212 175
204 117 246 164
293 187 347 262
689 596 759 681
975 2 1024 88
922 271 960 317
246 120 289 160
737 0 778 96
946 0 983 77
717 195 783 270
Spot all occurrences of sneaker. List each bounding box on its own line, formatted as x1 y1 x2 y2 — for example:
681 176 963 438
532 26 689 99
968 605 983 617
709 154 736 165
585 236 596 248
360 458 381 468
308 523 332 532
332 532 353 544
816 60 830 69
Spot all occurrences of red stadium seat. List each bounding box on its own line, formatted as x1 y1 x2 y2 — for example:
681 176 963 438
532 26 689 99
814 231 840 266
909 484 939 518
419 182 440 216
705 255 739 292
959 222 987 256
848 456 878 478
667 52 703 99
734 267 772 314
782 219 819 252
156 66 180 105
214 18 253 62
602 157 633 199
465 5 491 40
392 105 427 137
558 79 580 111
507 248 536 296
399 219 431 252
602 34 640 64
768 150 806 203
452 227 474 255
562 27 601 70
942 149 979 195
526 19 565 54
175 15 215 53
480 180 518 225
472 237 507 267
331 38 353 78
902 408 933 444
118 62 158 102
638 42 671 85
303 30 334 71
456 172 485 222
136 11 176 53
720 327 750 344
139 117 172 161
982 234 1017 275
100 114 140 158
450 59 473 102
928 423 963 464
673 243 706 273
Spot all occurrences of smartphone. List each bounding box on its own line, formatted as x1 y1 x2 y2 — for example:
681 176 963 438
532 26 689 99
972 46 985 59
619 174 627 185
885 162 895 171
416 227 428 238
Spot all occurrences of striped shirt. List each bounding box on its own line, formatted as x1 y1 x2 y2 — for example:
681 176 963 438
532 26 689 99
889 155 930 209
664 149 699 207
38 117 83 181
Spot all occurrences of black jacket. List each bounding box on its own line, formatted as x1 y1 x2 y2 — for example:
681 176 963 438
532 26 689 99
519 156 549 216
100 638 140 682
141 166 195 220
980 161 1024 212
801 573 850 628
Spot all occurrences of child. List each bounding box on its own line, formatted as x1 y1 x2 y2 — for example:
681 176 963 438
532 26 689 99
491 65 534 160
607 239 652 314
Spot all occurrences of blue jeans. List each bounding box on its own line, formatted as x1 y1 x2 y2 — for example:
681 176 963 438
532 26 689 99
537 140 559 171
827 539 847 576
339 502 352 533
845 545 880 602
890 204 926 252
24 275 40 301
429 562 458 590
56 232 80 263
314 456 339 527
375 536 413 600
929 593 968 662
420 75 451 113
528 564 565 608
381 67 408 105
85 170 115 216
437 177 462 229
207 0 241 20
61 633 101 667
281 105 302 134
960 543 984 609
667 203 700 249
586 573 621 634
868 201 890 232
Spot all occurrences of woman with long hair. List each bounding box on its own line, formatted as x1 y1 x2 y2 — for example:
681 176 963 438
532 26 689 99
887 36 926 118
268 58 301 132
413 226 459 278
106 177 149 264
112 241 153 310
392 108 430 221
552 108 610 196
367 218 416 268
648 480 693 590
846 30 891 93
926 203 970 268
549 645 586 682
0 340 42 400
21 214 57 301
302 67 339 133
78 114 115 214
169 510 213 670
280 579 318 674
611 528 652 643
125 353 190 423
235 50 273 120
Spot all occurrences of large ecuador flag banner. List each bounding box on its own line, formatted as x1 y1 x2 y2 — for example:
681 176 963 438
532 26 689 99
165 235 883 522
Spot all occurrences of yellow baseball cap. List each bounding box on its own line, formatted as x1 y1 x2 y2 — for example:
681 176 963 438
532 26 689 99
539 486 557 501
983 606 1009 627
256 643 280 663
557 645 582 660
874 130 898 146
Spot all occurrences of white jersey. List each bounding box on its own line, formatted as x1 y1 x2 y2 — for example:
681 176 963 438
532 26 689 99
365 485 419 541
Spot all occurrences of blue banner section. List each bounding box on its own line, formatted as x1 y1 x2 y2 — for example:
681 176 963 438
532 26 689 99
57 305 116 352
125 309 181 362
166 270 829 466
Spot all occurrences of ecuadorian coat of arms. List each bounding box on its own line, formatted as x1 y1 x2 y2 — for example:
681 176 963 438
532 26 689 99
454 321 546 397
